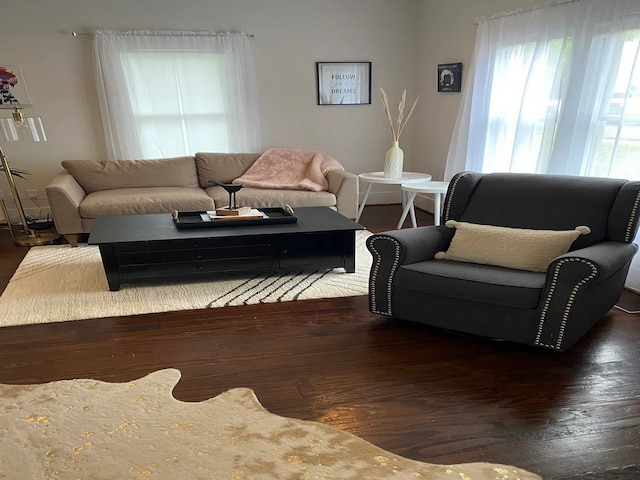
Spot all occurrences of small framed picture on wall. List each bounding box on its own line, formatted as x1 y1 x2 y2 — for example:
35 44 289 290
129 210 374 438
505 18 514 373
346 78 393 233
316 61 372 105
437 63 462 93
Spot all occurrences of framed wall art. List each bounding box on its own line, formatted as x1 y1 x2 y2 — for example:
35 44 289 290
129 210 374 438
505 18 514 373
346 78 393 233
316 61 371 105
0 65 33 108
437 62 462 93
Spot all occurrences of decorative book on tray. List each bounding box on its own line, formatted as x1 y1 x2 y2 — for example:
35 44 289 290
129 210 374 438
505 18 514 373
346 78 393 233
212 207 265 220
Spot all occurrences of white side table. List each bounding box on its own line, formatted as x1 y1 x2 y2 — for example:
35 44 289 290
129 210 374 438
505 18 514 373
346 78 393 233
357 172 432 222
398 180 450 228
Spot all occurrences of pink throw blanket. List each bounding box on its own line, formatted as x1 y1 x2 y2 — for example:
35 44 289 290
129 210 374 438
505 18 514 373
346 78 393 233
232 148 344 192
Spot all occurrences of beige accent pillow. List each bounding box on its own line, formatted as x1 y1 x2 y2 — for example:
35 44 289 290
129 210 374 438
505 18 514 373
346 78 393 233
434 221 591 272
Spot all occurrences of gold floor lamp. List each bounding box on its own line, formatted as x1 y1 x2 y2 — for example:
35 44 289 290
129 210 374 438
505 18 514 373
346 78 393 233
0 106 60 246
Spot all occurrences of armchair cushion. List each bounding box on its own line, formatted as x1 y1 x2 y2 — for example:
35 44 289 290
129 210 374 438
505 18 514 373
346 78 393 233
396 261 545 308
435 221 591 272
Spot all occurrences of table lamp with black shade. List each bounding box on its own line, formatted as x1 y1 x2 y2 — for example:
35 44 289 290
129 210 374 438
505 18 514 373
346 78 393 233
0 106 59 246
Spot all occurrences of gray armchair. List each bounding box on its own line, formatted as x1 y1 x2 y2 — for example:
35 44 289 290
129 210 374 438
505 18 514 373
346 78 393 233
367 172 640 351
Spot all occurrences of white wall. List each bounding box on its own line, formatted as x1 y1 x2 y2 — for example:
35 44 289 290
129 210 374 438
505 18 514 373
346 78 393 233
0 0 419 216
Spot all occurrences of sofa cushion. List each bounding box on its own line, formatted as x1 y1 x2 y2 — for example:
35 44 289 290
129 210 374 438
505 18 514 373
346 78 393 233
79 187 214 218
396 260 545 309
195 152 260 187
62 157 199 193
435 221 591 272
205 186 336 210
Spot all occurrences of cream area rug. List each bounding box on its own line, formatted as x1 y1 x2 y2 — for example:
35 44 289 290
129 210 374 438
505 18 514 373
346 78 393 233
0 231 371 328
0 369 540 479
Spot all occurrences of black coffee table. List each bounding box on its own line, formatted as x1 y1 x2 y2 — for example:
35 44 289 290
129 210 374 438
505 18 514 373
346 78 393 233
88 206 364 291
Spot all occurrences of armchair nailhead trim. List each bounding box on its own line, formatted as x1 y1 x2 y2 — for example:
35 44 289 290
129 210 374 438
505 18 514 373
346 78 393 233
442 171 471 223
368 235 401 316
624 190 640 242
535 258 598 350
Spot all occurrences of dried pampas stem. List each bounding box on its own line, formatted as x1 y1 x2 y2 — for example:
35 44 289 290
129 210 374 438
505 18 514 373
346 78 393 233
397 94 419 140
380 88 397 141
380 87 419 142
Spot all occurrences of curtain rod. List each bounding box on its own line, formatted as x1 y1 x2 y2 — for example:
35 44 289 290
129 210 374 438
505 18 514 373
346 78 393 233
72 30 254 38
474 0 579 25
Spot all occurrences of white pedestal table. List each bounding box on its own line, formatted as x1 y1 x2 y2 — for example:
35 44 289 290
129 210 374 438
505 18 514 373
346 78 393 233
397 180 450 228
356 172 432 223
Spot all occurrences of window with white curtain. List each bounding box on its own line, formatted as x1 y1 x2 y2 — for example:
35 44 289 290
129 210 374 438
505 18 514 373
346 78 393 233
93 30 261 160
445 0 640 290
587 29 640 179
446 0 640 180
121 51 229 157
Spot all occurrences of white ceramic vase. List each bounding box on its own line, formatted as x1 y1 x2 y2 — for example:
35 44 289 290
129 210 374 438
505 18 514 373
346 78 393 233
384 140 404 178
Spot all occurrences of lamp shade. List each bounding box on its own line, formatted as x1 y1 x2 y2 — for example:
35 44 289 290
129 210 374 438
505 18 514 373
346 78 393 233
0 108 58 246
0 116 46 142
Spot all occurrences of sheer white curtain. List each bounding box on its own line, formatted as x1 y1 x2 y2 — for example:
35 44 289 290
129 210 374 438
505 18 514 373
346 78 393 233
445 0 640 290
445 0 640 179
93 30 261 160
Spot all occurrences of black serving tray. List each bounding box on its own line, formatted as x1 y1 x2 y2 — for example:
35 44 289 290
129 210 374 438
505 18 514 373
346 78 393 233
173 207 297 229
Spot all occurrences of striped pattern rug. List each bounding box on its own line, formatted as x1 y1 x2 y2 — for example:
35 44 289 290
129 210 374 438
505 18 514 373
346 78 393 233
0 231 372 327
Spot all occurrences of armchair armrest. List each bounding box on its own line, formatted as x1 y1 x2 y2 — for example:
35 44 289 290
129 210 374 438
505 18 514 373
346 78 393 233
45 172 87 236
557 242 639 279
367 226 454 265
366 226 454 315
327 169 358 219
535 241 638 350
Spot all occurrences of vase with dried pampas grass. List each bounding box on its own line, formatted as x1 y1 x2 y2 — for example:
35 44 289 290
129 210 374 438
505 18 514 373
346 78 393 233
380 87 419 178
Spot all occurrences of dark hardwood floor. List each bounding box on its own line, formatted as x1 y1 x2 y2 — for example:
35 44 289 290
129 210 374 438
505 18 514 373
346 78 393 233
1 205 639 479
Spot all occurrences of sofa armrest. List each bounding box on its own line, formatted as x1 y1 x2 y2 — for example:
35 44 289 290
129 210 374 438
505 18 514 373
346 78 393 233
535 241 638 350
45 172 87 236
366 226 453 315
327 169 358 219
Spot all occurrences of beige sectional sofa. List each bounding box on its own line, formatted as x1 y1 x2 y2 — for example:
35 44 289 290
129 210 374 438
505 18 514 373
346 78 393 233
46 152 358 246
